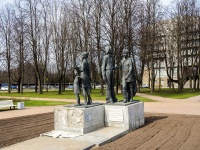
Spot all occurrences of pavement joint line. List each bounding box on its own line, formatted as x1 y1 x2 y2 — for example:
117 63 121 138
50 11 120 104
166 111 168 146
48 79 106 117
95 129 129 147
82 144 95 150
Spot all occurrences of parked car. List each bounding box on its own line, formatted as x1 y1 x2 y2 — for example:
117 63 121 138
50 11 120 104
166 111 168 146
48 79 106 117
95 85 103 89
68 85 73 89
1 86 8 90
141 84 149 88
29 85 35 89
11 85 17 89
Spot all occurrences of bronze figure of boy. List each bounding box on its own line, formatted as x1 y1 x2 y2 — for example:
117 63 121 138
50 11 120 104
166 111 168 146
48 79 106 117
73 68 81 105
79 52 92 105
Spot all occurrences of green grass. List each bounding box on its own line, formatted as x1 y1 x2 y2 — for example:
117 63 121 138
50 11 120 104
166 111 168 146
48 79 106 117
140 88 200 99
0 90 74 99
13 100 71 106
0 99 71 108
0 89 154 102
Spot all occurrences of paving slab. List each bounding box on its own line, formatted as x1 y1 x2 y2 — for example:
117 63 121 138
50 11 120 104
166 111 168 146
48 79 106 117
2 127 128 150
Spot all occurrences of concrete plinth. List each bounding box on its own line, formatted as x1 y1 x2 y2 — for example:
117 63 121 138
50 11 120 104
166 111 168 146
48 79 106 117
104 102 144 131
54 104 105 134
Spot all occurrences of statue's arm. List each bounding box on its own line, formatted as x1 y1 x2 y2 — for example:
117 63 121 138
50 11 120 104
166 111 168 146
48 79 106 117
78 62 84 72
112 60 122 70
125 59 133 79
87 62 91 80
101 56 107 80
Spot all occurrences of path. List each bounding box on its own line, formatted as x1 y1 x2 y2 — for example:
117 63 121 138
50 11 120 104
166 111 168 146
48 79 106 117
137 93 200 115
0 93 200 120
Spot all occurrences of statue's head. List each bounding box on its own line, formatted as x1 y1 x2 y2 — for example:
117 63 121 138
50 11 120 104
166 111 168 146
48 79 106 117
105 46 112 55
81 52 89 60
73 66 80 75
122 49 128 57
74 68 78 75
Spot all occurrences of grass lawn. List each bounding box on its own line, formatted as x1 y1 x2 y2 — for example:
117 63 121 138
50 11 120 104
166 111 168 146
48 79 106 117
13 100 71 106
140 88 200 99
0 89 154 102
0 100 71 110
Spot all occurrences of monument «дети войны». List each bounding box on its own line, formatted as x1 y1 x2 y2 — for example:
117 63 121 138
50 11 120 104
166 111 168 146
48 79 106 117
54 47 144 135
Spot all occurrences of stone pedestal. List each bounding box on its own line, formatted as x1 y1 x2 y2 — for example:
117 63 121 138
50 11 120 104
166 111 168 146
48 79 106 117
54 104 104 134
104 102 144 131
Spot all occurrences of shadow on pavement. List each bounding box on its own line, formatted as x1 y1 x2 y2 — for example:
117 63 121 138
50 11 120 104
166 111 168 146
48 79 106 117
145 115 168 125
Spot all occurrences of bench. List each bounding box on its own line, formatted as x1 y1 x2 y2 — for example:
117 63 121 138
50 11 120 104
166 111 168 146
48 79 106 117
0 100 17 110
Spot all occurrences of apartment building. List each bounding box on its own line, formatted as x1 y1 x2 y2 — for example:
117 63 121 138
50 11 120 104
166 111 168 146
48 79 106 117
142 15 200 88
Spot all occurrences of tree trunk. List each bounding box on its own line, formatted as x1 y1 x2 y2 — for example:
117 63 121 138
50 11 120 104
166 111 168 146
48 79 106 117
38 79 43 94
18 81 20 93
58 74 62 94
193 78 196 91
35 73 38 93
189 77 192 90
178 82 183 92
150 62 154 94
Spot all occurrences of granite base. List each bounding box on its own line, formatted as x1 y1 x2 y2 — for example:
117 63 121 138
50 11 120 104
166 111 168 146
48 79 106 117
104 102 144 131
54 104 105 134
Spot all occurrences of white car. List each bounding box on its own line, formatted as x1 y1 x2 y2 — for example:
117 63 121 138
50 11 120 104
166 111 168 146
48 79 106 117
1 86 8 90
141 84 149 88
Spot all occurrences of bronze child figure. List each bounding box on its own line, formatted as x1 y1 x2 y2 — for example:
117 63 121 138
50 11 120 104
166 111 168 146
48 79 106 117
79 52 92 105
73 68 81 106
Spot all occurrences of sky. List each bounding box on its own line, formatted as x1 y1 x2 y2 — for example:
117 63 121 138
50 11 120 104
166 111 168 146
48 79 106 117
0 0 174 8
0 0 14 7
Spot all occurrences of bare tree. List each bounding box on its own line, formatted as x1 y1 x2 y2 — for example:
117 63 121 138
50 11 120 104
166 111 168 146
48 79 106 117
90 0 104 94
11 0 27 94
166 0 200 92
140 0 163 93
51 0 71 94
0 5 15 93
22 0 51 94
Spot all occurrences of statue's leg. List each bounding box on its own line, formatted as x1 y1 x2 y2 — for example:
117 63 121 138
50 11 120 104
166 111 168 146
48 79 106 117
87 88 92 105
82 88 87 105
126 82 130 102
110 71 117 102
106 71 112 103
76 94 80 105
133 80 137 96
123 82 128 103
106 84 110 103
129 82 135 102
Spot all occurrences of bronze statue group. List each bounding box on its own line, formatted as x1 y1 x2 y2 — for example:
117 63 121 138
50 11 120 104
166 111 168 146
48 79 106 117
73 46 137 106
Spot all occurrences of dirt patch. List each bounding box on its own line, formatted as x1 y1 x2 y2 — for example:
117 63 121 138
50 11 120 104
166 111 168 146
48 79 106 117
0 112 54 148
1 113 200 150
96 113 200 150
